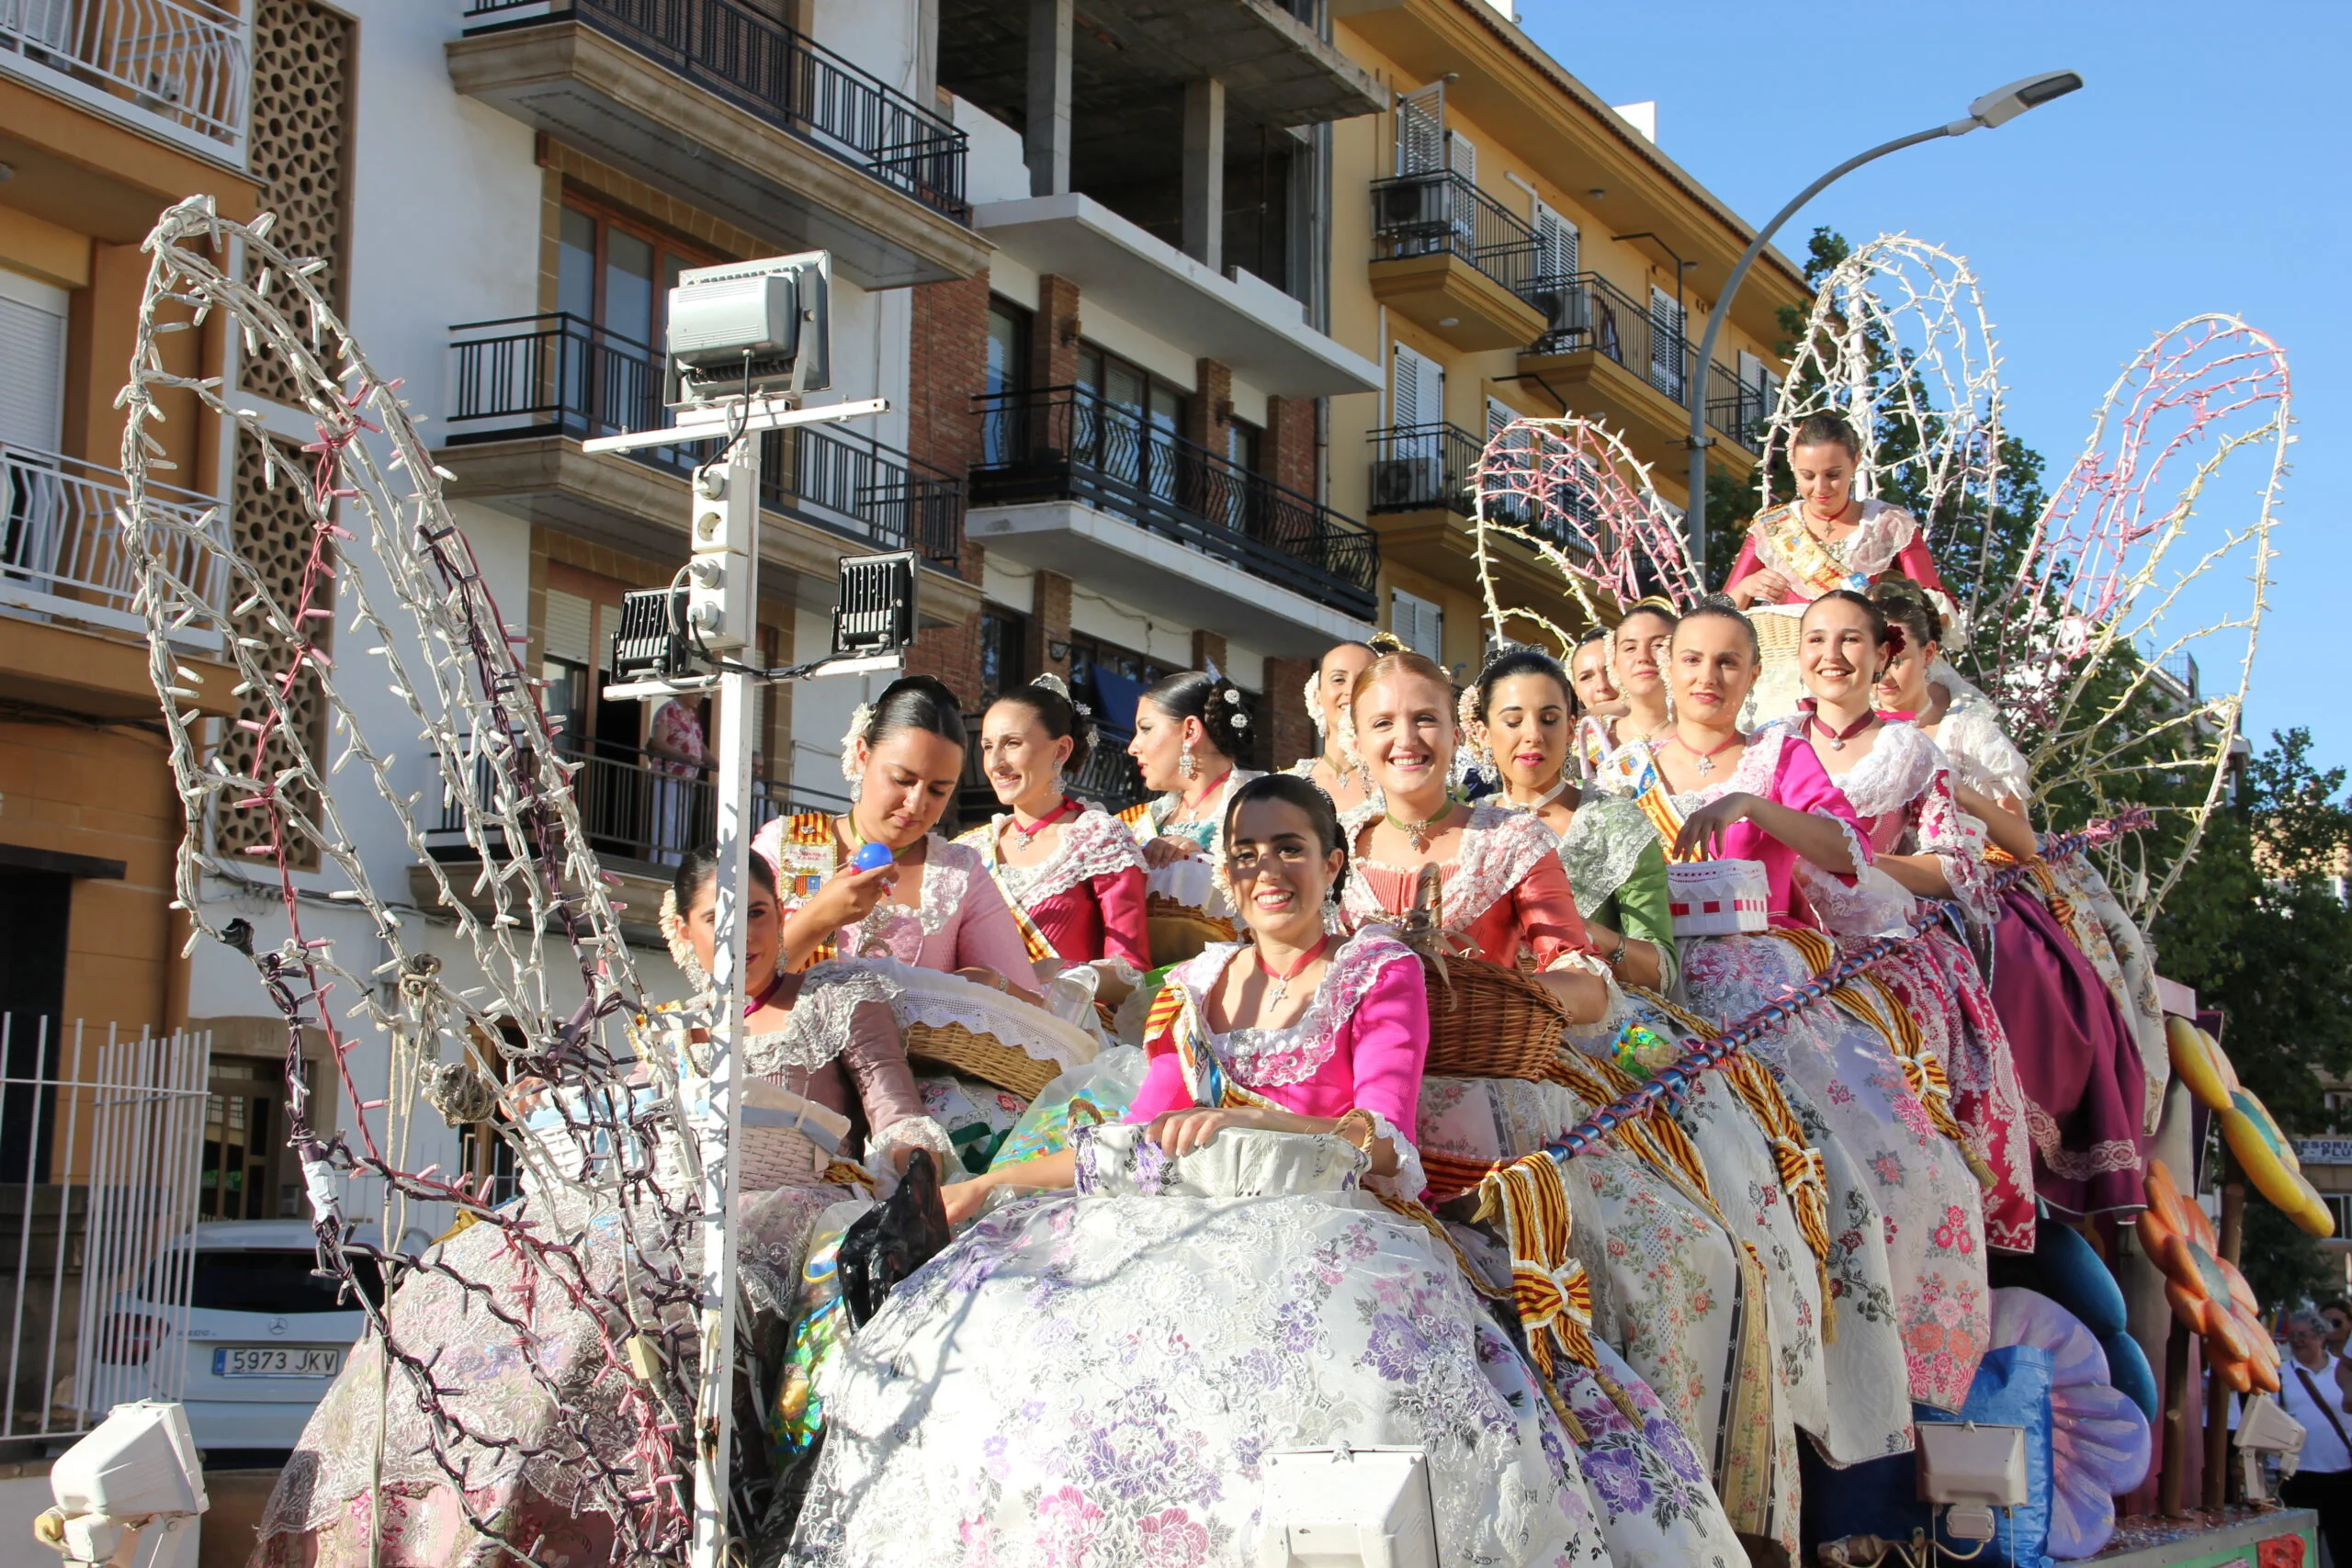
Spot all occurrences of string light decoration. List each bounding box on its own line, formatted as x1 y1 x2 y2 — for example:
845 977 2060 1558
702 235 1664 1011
119 195 715 1561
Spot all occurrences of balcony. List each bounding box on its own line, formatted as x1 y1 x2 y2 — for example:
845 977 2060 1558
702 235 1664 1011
448 0 986 288
0 0 247 164
1513 274 1758 478
440 313 963 579
1363 422 1589 601
968 386 1380 652
0 444 237 719
1369 168 1551 352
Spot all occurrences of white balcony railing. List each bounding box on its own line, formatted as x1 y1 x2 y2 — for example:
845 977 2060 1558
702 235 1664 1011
0 442 231 643
0 0 249 163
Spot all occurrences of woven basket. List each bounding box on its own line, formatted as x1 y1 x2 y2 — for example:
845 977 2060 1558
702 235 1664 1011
1146 893 1236 968
1748 606 1805 661
1421 955 1567 1079
906 1021 1063 1100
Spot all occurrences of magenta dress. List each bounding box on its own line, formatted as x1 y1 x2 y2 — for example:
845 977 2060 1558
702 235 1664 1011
1815 717 2039 1254
1131 927 1430 1201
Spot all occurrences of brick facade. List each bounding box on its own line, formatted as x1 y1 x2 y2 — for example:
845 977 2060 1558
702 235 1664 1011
907 272 989 484
1026 570 1073 682
1265 395 1317 500
1033 275 1082 392
1184 357 1234 457
901 536 990 711
1191 628 1227 675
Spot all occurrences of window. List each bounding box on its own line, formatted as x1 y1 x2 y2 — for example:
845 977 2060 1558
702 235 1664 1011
1649 286 1687 400
978 607 1027 705
1395 80 1445 176
982 299 1033 467
555 201 718 435
1077 344 1188 501
0 268 67 454
1392 343 1443 430
1391 588 1444 663
1227 416 1262 475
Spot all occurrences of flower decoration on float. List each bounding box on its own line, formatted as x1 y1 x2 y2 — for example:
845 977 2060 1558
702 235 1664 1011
2134 1158 2279 1394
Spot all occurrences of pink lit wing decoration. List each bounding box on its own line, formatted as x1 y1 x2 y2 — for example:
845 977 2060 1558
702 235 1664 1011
119 197 712 1562
1991 1288 2152 1561
1965 315 2289 917
1471 413 1702 652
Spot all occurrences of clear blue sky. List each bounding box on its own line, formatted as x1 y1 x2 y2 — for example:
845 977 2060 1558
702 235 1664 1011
1518 0 2348 773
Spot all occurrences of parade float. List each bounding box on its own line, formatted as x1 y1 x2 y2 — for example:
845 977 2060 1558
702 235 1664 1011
32 198 2317 1568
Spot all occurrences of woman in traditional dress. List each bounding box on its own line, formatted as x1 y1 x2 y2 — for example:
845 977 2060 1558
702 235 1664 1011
1792 590 2037 1254
1121 666 1265 869
1339 649 1611 1022
1284 637 1381 829
790 775 1632 1567
1724 413 1959 723
1648 599 1988 1420
960 674 1150 1005
1580 599 1678 794
1471 644 1677 997
253 852 951 1568
1871 581 2154 1215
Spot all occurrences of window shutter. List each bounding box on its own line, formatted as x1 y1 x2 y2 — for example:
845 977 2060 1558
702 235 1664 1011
1391 588 1444 661
1396 81 1445 175
1649 286 1686 396
1446 131 1476 184
544 590 594 668
1532 203 1577 281
0 270 68 454
1392 343 1443 430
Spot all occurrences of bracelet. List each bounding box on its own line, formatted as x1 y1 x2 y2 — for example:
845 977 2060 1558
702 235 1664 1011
1332 1108 1378 1153
1603 933 1628 968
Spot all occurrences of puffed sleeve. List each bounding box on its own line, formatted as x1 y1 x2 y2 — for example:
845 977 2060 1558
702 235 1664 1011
840 998 956 1173
1092 866 1152 973
1512 849 1598 972
1124 1050 1192 1124
949 857 1043 991
1611 839 1681 996
1728 532 1766 596
1341 952 1430 1200
1774 738 1873 885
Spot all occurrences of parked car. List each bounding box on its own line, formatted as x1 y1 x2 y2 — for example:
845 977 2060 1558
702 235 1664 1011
82 1220 404 1455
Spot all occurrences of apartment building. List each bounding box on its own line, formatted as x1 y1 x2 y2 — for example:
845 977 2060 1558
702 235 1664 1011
1329 0 1809 672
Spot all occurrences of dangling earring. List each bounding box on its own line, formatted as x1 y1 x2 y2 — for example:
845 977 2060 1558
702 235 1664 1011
1047 760 1068 797
1178 739 1197 782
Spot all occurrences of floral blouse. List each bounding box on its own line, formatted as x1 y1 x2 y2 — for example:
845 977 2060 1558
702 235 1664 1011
1342 804 1596 972
1131 927 1430 1199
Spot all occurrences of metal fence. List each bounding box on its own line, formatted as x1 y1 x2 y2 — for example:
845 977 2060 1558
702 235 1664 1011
971 385 1380 620
1366 422 1482 515
0 0 248 160
1370 167 1553 308
447 312 962 565
0 1018 209 1444
0 442 232 640
462 0 967 220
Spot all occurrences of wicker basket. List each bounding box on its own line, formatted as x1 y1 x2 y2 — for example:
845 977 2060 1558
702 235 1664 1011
1421 954 1568 1079
1748 605 1805 661
1146 893 1237 968
906 1021 1063 1100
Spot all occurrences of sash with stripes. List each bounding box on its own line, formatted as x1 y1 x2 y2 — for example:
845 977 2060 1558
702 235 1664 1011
955 822 1061 967
773 813 845 967
1756 502 1871 600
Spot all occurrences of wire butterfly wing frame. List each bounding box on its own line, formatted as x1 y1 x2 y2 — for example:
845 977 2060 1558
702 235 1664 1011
1472 414 1702 654
119 197 704 1560
1971 313 2290 919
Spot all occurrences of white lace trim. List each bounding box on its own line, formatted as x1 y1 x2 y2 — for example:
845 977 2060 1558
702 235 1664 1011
1341 803 1557 935
1819 719 1942 820
1753 498 1920 581
1664 720 1794 813
749 963 906 1075
1826 720 1999 927
984 807 1148 910
1791 813 1905 938
868 1113 957 1178
915 838 977 934
853 955 1100 1073
1362 1108 1427 1201
1553 795 1657 919
1932 673 2032 805
1170 927 1420 1090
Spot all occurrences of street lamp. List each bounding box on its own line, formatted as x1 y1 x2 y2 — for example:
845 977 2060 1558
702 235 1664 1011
1684 69 2083 580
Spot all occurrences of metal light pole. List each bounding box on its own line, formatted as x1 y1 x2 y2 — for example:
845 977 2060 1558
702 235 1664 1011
1684 69 2083 581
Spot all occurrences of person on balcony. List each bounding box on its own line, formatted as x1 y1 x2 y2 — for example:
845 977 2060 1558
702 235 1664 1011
1283 637 1385 832
785 774 1630 1568
958 674 1150 1012
1121 667 1264 866
645 694 707 866
1724 412 1959 724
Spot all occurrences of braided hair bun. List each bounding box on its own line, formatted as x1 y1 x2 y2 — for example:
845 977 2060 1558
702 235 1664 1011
1143 667 1251 761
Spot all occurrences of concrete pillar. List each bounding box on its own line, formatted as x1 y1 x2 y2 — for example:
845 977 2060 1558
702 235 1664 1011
1025 0 1073 197
1182 76 1227 272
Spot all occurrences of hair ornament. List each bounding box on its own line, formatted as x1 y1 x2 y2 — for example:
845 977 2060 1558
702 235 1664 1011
657 886 711 989
1303 667 1325 738
838 701 876 784
1223 687 1240 705
1367 630 1408 656
1031 671 1071 700
1883 623 1907 659
1455 682 1480 733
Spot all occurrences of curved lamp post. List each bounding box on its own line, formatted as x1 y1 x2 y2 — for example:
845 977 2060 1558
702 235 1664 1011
1684 69 2084 580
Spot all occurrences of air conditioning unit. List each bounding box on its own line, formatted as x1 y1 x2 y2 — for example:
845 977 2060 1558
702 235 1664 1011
1544 285 1589 340
1379 178 1451 243
1373 457 1442 509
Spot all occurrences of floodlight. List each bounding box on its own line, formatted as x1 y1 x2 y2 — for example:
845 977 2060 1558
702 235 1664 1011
1916 1421 2028 1544
37 1401 207 1568
1963 70 2084 130
833 552 917 659
664 252 831 406
1256 1443 1437 1567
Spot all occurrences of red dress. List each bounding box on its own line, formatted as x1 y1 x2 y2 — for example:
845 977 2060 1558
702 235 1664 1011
1339 804 1595 970
958 806 1151 972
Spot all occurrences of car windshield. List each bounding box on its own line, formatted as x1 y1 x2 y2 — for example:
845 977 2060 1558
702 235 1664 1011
187 1249 384 1314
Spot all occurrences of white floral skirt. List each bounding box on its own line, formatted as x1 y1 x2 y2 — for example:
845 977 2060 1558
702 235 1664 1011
787 1124 1612 1568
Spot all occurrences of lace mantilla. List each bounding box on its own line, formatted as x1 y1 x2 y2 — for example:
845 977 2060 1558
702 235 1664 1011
981 807 1147 910
1754 499 1919 581
1169 927 1420 1091
1553 795 1659 919
1342 804 1558 934
747 962 906 1076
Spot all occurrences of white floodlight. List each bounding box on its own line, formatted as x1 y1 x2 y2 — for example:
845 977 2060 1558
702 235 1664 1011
35 1401 208 1568
1960 70 2085 132
1916 1421 2029 1544
1256 1443 1437 1567
664 251 831 406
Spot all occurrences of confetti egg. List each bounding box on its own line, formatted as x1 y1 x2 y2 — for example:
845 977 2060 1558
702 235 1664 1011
852 843 894 874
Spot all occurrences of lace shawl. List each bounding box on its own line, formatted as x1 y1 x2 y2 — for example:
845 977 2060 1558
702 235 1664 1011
1163 929 1428 1199
984 807 1148 910
747 962 905 1075
1932 674 2032 807
1826 722 1999 927
1142 769 1264 853
1341 804 1557 935
1551 795 1659 920
1752 499 1918 581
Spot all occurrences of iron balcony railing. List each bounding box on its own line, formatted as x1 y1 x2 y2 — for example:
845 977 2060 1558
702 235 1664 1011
462 0 967 221
1704 367 1772 456
1527 272 1696 401
0 443 229 640
444 313 961 565
1365 422 1483 516
434 740 851 869
972 385 1380 622
0 0 248 161
1370 167 1557 307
